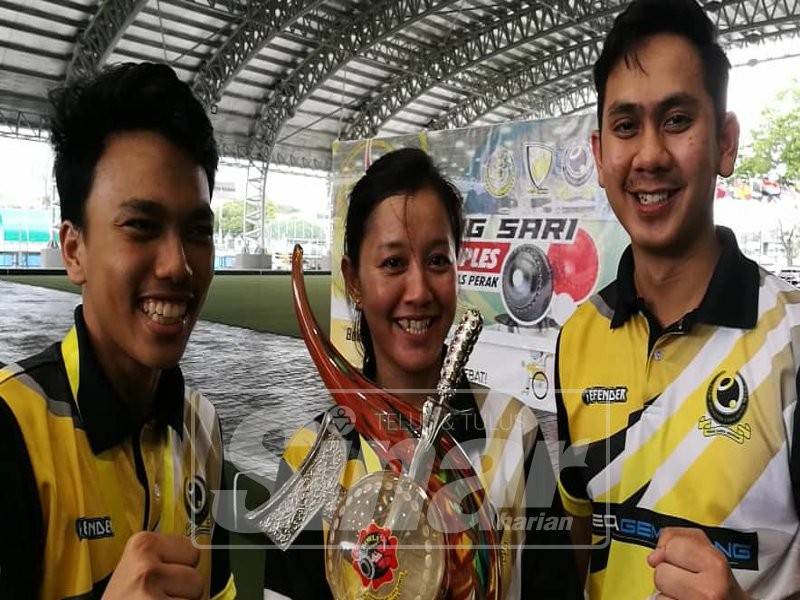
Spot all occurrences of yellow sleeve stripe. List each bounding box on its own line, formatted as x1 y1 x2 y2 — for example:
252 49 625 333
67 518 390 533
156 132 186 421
283 426 320 472
340 457 367 488
210 574 237 600
558 477 593 517
359 434 381 474
60 327 80 403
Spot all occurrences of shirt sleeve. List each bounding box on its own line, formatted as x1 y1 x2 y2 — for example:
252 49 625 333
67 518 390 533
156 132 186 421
210 416 236 600
0 397 44 599
209 523 236 600
554 331 592 517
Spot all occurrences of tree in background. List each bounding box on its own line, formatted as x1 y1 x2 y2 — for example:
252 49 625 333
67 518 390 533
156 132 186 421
777 218 799 266
265 199 278 221
213 199 279 237
214 201 244 236
736 82 800 182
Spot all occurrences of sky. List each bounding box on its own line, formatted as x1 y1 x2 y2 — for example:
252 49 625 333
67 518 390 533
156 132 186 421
0 35 798 212
726 36 800 146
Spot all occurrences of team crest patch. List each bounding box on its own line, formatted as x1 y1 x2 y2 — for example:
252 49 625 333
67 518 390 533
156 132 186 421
698 371 751 444
350 521 399 590
184 475 212 535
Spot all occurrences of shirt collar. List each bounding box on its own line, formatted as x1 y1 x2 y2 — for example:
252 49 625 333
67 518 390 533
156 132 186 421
610 226 760 330
64 305 185 454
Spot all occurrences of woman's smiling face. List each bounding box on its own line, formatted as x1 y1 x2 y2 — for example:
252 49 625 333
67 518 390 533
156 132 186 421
345 188 458 391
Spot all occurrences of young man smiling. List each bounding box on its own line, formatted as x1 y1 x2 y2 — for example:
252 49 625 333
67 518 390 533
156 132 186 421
0 63 236 599
555 0 800 598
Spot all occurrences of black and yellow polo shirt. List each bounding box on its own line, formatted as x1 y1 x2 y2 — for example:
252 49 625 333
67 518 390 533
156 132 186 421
556 227 800 598
0 306 236 599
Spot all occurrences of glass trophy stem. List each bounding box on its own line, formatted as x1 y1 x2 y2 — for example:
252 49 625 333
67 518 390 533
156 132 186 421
282 245 502 599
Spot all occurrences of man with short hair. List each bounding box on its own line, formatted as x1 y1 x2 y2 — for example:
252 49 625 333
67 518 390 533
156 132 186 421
555 0 800 598
0 62 236 599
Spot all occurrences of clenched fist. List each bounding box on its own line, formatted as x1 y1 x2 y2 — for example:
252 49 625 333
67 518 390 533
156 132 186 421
647 527 748 600
102 532 205 600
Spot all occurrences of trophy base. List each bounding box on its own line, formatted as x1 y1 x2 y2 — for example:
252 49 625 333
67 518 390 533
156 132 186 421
325 471 446 600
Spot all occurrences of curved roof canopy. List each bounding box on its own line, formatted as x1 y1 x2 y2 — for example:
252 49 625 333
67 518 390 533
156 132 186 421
0 0 799 174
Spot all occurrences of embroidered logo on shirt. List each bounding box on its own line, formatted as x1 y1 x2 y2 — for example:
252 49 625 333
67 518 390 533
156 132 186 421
581 386 628 405
698 371 751 444
75 516 114 540
184 475 212 536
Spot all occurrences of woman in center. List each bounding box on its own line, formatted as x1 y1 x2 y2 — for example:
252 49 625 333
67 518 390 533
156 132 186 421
264 148 580 599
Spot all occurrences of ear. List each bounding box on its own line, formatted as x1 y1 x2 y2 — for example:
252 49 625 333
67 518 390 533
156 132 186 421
717 112 740 178
590 130 606 188
60 221 86 286
341 255 362 306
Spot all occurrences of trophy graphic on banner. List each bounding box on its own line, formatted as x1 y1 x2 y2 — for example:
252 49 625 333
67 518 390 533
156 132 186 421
525 143 553 195
248 246 501 600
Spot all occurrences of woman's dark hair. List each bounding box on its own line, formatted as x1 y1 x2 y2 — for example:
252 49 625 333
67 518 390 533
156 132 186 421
594 0 730 132
343 147 464 377
50 62 219 228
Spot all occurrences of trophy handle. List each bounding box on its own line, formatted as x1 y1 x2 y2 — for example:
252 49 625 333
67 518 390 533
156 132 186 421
246 408 349 550
291 245 416 456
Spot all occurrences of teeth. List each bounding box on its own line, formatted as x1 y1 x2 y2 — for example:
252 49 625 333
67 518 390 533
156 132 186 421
398 318 432 334
140 299 188 325
636 191 670 205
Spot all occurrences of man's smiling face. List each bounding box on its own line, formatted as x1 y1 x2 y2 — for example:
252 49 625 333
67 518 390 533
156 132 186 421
64 130 214 378
592 33 738 256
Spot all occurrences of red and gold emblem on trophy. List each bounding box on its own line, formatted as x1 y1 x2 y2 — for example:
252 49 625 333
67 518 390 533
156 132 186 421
351 521 399 590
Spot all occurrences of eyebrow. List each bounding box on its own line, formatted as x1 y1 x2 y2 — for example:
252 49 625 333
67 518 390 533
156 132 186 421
376 238 452 252
658 92 700 114
606 93 700 119
426 238 453 249
119 198 213 221
376 241 407 252
606 101 640 119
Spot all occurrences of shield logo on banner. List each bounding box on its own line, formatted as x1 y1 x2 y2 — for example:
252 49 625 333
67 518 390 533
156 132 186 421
525 143 553 193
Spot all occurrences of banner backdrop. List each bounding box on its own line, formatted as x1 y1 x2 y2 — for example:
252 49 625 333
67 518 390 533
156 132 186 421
329 113 629 412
